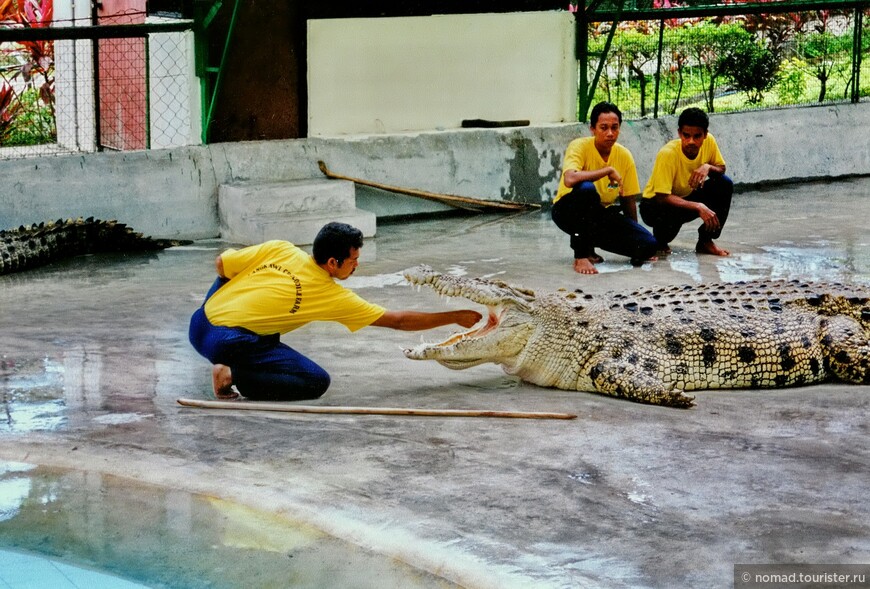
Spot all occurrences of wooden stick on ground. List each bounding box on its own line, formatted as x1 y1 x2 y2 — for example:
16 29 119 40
317 160 540 212
177 398 576 420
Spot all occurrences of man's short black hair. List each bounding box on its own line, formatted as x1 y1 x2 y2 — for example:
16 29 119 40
590 101 623 126
678 107 709 131
312 222 364 265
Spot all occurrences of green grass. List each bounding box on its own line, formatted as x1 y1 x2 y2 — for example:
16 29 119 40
0 88 55 147
590 53 869 118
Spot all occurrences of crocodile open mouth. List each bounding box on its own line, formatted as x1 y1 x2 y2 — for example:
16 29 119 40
401 265 536 370
403 305 505 368
435 306 501 346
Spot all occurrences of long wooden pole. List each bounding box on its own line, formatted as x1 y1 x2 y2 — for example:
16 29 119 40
317 161 540 212
177 398 576 420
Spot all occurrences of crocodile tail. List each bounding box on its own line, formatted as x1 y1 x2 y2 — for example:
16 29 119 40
82 218 193 253
0 218 191 276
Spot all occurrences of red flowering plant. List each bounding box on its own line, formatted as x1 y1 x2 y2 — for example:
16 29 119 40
1 0 54 145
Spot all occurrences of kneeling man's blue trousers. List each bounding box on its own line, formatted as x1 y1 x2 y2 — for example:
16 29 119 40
188 277 330 401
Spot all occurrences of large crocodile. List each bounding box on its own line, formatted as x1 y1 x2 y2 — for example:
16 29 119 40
1 217 189 275
402 265 870 408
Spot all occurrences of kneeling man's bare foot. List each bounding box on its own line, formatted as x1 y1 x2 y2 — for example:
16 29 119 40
696 239 730 256
212 364 239 399
573 258 598 275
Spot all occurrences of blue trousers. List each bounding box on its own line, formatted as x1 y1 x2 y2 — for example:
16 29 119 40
639 174 733 249
551 182 658 262
188 277 330 401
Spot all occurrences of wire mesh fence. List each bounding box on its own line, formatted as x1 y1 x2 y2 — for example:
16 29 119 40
585 6 869 120
0 9 195 160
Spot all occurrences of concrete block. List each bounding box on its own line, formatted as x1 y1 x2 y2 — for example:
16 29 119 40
218 178 356 216
221 210 377 247
218 178 377 246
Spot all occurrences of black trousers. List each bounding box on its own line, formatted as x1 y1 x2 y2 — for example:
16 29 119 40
639 174 733 248
551 182 658 262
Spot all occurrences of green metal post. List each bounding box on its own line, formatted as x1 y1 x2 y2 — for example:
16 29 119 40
194 0 241 144
852 7 863 103
654 19 665 119
577 0 589 122
145 35 151 149
584 19 619 122
579 0 623 123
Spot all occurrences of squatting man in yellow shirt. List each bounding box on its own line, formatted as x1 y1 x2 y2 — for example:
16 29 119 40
189 222 482 401
640 107 733 257
551 101 658 275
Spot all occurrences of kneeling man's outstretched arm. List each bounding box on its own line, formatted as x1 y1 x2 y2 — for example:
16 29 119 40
371 310 482 331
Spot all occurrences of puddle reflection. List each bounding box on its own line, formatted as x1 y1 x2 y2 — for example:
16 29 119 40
1 344 163 433
0 462 460 589
666 240 870 284
0 357 67 433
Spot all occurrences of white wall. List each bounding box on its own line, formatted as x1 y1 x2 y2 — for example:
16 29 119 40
54 0 97 152
307 11 577 136
147 17 202 149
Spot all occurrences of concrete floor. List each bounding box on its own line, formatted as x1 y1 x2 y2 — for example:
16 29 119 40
1 178 869 588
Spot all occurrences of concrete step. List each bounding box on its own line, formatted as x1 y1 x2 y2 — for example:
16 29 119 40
218 178 377 246
221 210 377 247
219 178 357 216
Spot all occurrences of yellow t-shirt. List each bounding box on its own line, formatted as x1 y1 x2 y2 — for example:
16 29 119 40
204 240 385 335
554 136 641 206
642 133 726 199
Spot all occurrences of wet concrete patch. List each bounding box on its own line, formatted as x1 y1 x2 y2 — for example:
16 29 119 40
1 179 870 588
0 357 66 433
0 461 461 589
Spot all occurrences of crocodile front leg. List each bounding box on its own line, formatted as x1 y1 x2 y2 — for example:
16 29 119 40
587 357 695 408
819 315 870 384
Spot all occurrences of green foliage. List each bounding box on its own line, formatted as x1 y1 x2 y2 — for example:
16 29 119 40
775 57 808 104
611 28 660 116
796 24 854 101
669 21 754 111
801 30 853 59
586 11 870 117
0 88 56 147
718 38 780 104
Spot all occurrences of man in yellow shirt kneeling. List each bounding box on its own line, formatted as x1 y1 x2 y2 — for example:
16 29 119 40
551 101 658 275
188 222 481 401
640 107 733 257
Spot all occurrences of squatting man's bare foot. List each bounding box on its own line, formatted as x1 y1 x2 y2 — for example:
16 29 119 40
574 257 599 274
696 239 730 256
212 363 239 399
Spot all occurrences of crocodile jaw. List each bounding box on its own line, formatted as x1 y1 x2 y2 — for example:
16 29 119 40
403 305 533 370
402 264 535 310
402 265 536 370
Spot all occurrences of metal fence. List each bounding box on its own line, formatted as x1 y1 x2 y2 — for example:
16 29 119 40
0 12 194 160
577 0 869 120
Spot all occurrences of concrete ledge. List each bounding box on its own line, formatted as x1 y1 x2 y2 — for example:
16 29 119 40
0 102 867 239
